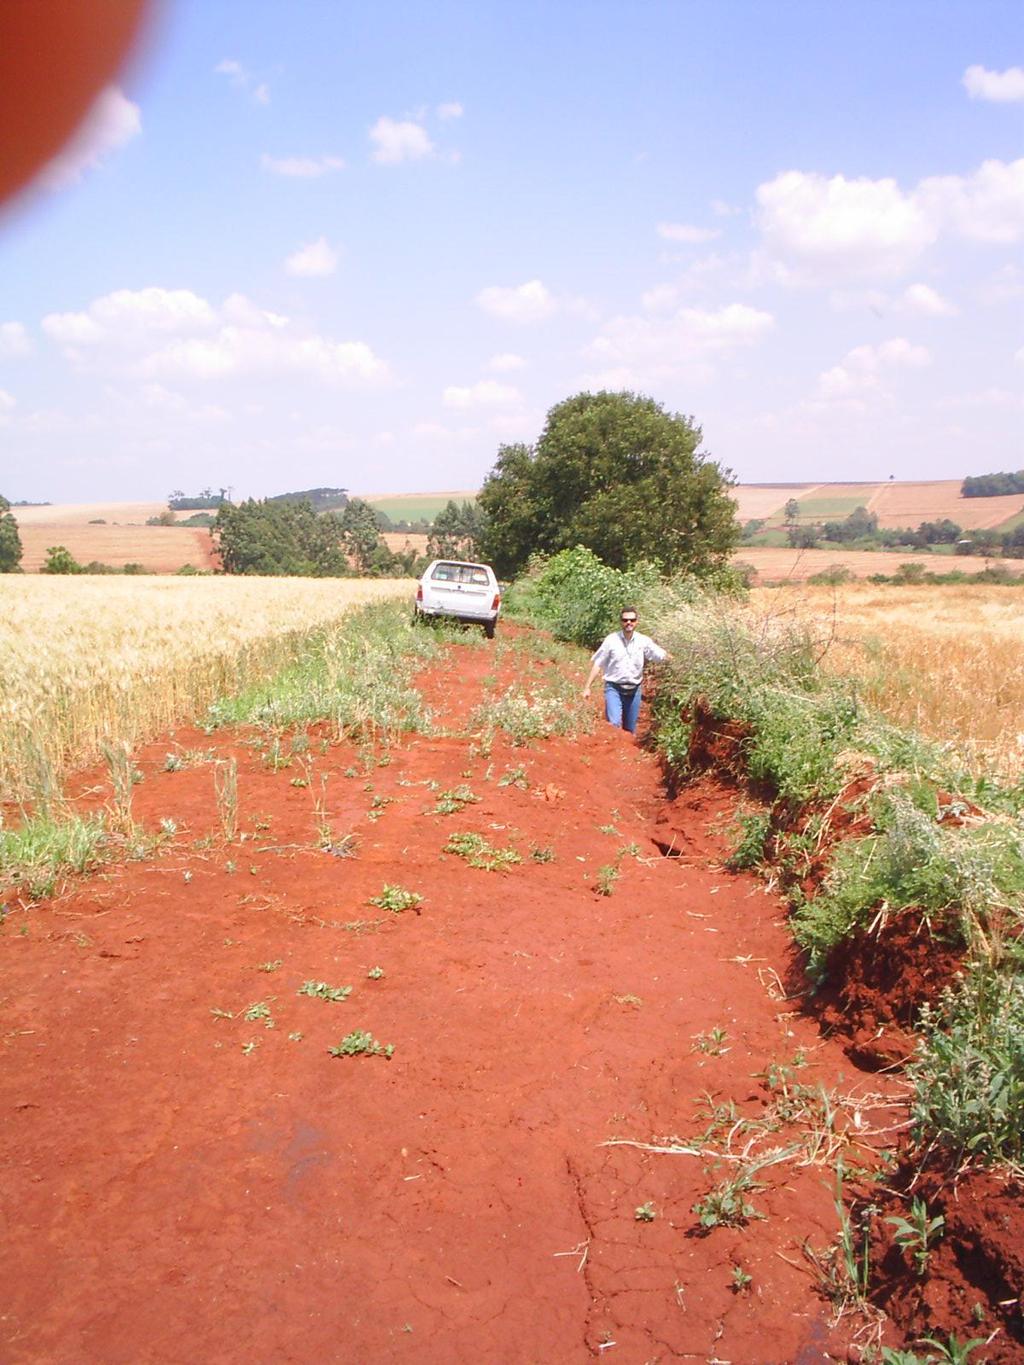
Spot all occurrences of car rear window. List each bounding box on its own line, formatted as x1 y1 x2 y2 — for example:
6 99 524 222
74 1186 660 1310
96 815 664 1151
431 564 490 586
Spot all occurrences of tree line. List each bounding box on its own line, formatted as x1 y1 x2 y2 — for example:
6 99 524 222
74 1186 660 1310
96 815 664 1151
961 471 1024 498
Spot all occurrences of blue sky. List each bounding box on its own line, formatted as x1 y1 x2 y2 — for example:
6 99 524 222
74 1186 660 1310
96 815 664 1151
1 0 1021 503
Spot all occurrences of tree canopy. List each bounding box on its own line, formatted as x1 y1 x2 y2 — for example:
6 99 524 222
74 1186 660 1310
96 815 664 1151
214 498 350 576
426 499 484 562
477 391 738 577
0 494 23 572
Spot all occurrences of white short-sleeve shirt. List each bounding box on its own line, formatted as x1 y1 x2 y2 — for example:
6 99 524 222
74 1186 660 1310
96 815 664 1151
591 630 667 687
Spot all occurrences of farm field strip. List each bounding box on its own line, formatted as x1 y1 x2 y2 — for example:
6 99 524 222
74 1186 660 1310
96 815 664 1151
0 576 409 804
15 523 217 573
747 582 1024 774
732 544 1024 582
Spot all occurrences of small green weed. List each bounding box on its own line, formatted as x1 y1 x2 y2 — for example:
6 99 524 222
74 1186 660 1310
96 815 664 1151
243 1000 275 1027
634 1201 656 1222
497 765 530 790
367 966 384 980
256 960 283 973
692 1170 765 1230
595 863 620 896
885 1197 944 1276
432 785 480 815
730 1265 753 1293
692 1027 730 1056
298 980 352 1003
445 831 521 872
368 884 423 914
530 845 555 863
328 1030 394 1058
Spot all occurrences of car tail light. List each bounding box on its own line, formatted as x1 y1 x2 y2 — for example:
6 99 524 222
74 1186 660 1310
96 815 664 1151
491 593 501 610
416 585 423 601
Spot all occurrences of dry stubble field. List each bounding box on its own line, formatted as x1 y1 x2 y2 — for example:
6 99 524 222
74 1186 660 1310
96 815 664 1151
749 581 1024 775
0 576 409 805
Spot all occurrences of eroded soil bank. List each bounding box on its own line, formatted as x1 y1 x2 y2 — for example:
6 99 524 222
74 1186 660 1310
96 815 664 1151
0 630 1005 1362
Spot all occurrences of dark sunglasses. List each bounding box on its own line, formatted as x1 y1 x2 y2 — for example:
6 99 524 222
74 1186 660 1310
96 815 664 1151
620 616 637 624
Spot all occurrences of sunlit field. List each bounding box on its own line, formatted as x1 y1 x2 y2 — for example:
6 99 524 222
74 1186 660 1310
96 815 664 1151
0 576 409 805
750 583 1024 775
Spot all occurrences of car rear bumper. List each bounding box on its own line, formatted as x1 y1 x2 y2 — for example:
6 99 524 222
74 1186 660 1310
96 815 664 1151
416 603 498 623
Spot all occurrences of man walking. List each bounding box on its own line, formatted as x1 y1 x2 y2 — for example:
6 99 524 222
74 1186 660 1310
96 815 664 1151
583 607 669 734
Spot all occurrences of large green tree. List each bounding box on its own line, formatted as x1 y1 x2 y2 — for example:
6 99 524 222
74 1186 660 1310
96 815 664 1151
214 498 350 576
0 495 23 572
426 499 484 561
478 391 738 577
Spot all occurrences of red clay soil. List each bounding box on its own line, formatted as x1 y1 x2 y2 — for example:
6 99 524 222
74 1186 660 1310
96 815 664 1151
866 1158 1024 1362
0 632 1005 1363
816 916 966 1070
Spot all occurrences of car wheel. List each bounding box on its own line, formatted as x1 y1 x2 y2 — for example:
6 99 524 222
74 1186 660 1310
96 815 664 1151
484 620 496 640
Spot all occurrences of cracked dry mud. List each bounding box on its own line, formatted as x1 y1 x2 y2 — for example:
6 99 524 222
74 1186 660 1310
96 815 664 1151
2 629 907 1363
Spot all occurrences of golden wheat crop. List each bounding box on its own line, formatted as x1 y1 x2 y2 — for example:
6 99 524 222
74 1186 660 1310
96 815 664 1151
749 583 1024 775
0 576 409 805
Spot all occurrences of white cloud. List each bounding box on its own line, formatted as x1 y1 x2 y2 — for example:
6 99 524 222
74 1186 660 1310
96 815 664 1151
487 352 526 372
41 286 390 388
43 288 218 348
369 117 434 164
437 102 464 120
442 380 521 408
830 283 957 317
261 154 345 178
475 279 556 324
0 323 32 358
901 283 957 316
756 170 934 280
656 222 720 244
215 59 246 84
916 158 1024 245
963 64 1024 103
583 302 774 387
40 86 141 189
0 390 16 422
144 331 388 386
816 336 931 402
757 158 1024 282
711 199 741 217
215 58 270 104
284 237 339 278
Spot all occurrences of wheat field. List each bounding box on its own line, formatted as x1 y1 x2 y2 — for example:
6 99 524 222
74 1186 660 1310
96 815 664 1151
0 576 409 806
749 583 1024 775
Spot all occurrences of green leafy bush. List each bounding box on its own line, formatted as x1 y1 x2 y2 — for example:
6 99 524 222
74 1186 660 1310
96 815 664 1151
909 971 1024 1165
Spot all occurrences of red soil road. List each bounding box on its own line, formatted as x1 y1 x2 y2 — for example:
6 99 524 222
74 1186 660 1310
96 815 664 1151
1 634 906 1363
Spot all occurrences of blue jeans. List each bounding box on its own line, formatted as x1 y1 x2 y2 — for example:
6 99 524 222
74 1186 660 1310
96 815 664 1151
604 681 641 733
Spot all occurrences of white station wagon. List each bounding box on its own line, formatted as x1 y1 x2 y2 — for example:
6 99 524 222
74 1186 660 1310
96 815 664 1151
414 559 502 638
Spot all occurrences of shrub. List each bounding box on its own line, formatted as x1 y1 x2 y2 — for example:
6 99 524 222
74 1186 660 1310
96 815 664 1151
909 971 1024 1164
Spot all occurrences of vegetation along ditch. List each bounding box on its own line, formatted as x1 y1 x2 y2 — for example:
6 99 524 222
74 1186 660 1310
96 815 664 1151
510 546 1024 1361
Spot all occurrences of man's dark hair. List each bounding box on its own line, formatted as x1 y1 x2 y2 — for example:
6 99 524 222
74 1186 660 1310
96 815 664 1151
620 605 638 617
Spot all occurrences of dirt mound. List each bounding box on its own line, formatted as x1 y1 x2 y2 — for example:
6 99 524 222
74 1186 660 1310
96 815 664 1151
816 915 966 1069
866 1158 1024 1361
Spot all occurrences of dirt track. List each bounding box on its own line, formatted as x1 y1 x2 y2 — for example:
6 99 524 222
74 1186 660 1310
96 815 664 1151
1 633 907 1362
